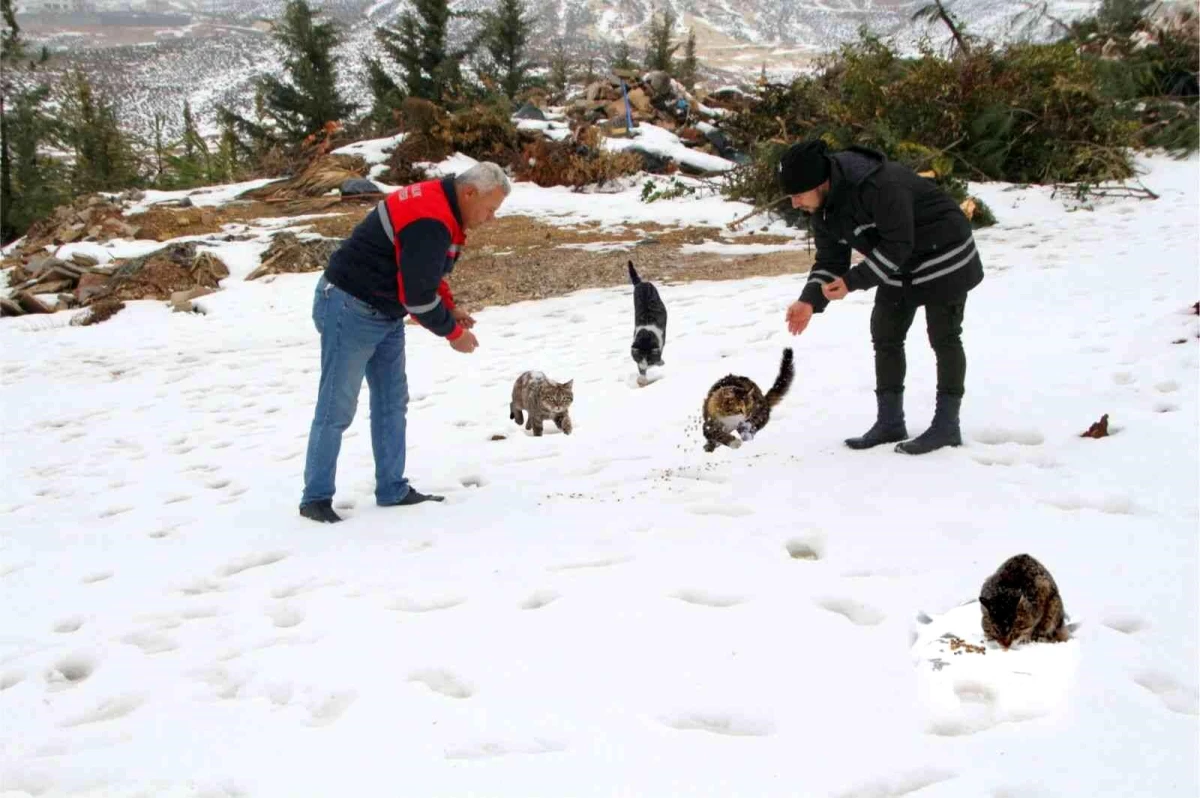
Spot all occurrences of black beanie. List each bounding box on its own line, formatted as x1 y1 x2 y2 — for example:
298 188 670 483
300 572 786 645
778 139 830 195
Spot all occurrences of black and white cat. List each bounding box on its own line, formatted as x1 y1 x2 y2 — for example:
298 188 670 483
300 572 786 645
628 261 667 383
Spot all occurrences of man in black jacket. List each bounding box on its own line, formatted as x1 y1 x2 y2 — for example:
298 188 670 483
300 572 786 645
780 139 984 454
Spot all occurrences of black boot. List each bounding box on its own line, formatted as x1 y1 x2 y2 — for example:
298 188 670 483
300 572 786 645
387 488 444 506
300 499 342 523
845 391 907 450
896 393 962 455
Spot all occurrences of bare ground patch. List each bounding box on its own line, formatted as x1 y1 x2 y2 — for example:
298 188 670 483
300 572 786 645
436 215 813 308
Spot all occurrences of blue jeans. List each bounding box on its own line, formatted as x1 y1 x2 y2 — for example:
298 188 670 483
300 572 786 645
301 275 411 507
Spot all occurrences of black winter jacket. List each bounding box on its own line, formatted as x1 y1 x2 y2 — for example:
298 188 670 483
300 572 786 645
799 147 984 311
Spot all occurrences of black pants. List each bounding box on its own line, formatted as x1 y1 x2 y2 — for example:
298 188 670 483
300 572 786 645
871 294 967 397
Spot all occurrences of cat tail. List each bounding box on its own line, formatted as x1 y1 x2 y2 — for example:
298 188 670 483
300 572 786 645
765 348 795 407
627 261 641 285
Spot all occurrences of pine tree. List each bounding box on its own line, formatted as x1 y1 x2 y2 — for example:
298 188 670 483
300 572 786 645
215 111 241 183
911 0 971 56
375 0 466 105
260 0 356 142
481 0 532 100
182 99 201 161
644 9 679 73
548 41 571 102
165 100 214 188
1 0 61 243
612 40 634 71
678 26 698 89
1 0 24 243
364 56 405 130
59 70 140 194
150 112 171 186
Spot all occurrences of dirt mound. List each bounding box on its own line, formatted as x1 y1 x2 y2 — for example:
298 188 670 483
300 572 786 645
11 193 140 254
246 233 341 280
72 299 126 326
240 155 370 201
91 243 229 303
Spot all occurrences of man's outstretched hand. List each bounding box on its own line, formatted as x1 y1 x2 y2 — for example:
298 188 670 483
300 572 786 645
452 307 476 329
786 301 814 335
449 329 479 353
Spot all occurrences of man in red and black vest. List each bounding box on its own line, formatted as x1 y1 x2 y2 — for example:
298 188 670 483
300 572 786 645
299 162 510 523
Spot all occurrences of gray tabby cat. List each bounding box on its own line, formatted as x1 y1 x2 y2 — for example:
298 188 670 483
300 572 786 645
510 371 574 436
979 553 1069 649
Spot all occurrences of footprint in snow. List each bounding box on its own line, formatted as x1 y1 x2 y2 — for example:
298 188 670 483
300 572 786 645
972 427 1044 446
391 596 465 613
786 532 825 561
45 654 97 689
59 694 144 728
661 711 774 737
816 597 886 626
216 551 288 577
409 669 474 699
520 590 560 610
53 616 85 633
547 555 632 572
671 589 746 608
444 739 566 760
307 690 358 726
687 503 755 518
831 768 958 798
1132 671 1199 716
266 604 305 629
121 630 179 655
1100 614 1149 634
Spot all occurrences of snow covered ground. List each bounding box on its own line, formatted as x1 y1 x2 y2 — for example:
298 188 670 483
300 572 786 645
1 155 1197 797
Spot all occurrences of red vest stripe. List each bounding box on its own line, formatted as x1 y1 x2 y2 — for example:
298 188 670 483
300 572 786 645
380 180 466 310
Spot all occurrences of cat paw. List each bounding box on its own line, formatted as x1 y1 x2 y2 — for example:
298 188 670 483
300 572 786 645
728 438 742 449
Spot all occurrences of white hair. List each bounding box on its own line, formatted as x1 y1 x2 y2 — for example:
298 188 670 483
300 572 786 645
454 161 512 196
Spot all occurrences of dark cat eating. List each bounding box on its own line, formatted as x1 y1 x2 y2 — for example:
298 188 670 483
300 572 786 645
628 261 667 383
979 553 1069 649
701 348 794 452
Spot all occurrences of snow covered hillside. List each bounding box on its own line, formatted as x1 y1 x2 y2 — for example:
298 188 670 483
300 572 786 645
0 154 1197 797
34 0 1106 141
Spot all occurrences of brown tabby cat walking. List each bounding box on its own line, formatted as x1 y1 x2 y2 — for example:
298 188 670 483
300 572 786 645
510 371 574 437
701 348 794 452
979 553 1069 649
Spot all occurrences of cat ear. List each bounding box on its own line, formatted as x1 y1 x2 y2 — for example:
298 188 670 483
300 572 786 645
564 379 573 388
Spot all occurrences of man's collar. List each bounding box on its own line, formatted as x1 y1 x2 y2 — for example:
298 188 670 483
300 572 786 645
441 177 464 229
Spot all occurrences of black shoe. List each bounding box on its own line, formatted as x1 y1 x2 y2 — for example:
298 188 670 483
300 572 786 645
896 393 963 455
300 500 343 523
845 391 908 450
388 488 445 506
